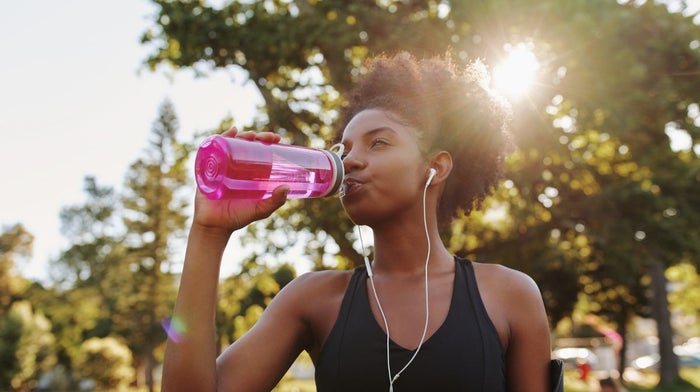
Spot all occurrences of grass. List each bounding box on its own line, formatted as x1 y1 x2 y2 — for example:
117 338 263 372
680 368 700 388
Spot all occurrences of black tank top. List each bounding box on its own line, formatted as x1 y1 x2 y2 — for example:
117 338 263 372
314 257 506 391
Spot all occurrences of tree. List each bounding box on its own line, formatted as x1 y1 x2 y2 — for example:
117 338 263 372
116 99 191 392
0 224 33 316
53 176 123 289
26 284 108 389
456 1 696 385
140 0 460 269
143 0 700 386
217 262 296 351
0 301 56 391
44 100 193 390
455 1 700 385
667 262 700 339
75 337 135 391
0 225 57 391
45 177 129 387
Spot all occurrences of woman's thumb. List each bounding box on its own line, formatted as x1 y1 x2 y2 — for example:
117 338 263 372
258 185 289 216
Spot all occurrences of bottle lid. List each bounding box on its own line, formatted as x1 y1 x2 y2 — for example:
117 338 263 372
325 144 345 197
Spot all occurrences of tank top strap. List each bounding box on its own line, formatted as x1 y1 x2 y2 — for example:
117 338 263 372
455 257 479 299
455 256 507 388
455 257 492 328
334 266 367 329
315 265 367 381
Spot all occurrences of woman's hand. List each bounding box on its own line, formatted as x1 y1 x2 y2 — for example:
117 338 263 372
191 127 289 234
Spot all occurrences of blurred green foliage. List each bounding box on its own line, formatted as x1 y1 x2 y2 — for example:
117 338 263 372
1 0 699 389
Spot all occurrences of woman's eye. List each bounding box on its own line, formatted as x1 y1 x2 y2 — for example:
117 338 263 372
370 138 387 148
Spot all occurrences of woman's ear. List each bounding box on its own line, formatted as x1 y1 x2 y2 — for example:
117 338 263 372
428 151 453 185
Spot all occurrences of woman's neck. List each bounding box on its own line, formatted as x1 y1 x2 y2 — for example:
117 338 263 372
369 221 452 277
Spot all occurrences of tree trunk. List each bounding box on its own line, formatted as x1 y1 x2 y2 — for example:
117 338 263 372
649 258 679 386
146 347 156 392
618 317 628 381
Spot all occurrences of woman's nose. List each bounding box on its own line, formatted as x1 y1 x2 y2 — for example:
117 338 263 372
342 151 364 173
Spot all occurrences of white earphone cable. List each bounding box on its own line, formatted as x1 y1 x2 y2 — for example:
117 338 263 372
358 175 432 392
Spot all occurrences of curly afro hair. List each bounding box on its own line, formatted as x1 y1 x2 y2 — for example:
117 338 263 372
337 51 512 228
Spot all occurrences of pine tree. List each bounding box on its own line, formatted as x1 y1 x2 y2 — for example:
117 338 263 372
117 99 191 391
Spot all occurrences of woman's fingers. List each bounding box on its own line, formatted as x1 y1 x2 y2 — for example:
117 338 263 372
222 127 239 137
222 127 281 144
254 132 281 143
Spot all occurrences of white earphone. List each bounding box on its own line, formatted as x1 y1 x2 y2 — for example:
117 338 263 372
426 167 437 186
358 166 437 392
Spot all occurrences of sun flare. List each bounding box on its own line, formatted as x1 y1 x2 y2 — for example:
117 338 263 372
492 43 540 99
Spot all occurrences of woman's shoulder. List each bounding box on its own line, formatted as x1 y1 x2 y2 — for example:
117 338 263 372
469 260 549 350
469 261 545 323
470 260 541 299
275 268 357 353
263 268 356 328
277 268 356 302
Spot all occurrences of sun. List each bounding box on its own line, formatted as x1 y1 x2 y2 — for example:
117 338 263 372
492 43 540 99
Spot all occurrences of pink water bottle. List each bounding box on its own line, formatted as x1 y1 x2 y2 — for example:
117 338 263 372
195 135 344 200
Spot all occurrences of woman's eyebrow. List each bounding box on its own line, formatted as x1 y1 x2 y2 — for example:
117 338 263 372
363 126 397 138
341 127 397 146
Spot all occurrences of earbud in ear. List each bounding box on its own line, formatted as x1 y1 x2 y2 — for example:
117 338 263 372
426 168 437 186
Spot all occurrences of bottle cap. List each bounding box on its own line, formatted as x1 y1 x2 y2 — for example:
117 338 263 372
324 143 345 197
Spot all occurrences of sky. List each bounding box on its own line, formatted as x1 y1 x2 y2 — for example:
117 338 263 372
0 1 263 282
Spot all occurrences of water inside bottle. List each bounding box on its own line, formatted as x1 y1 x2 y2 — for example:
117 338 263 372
195 136 339 200
221 152 335 199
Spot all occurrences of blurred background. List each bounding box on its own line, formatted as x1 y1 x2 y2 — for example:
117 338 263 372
1 0 699 391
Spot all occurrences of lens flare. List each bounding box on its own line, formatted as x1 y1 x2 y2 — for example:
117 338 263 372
162 316 187 343
492 43 539 99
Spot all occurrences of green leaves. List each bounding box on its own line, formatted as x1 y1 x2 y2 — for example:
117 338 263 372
142 0 700 384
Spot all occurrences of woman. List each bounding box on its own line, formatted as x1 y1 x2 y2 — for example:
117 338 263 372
162 52 552 391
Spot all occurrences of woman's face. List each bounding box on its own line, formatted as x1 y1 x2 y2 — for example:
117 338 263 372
339 108 430 225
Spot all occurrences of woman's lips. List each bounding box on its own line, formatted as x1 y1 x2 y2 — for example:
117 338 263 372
341 178 362 197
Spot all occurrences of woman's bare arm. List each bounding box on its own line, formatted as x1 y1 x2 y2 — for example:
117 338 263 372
161 225 230 391
503 270 552 391
161 128 292 391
